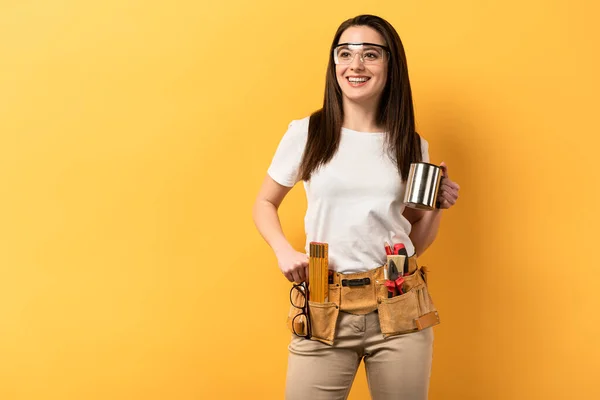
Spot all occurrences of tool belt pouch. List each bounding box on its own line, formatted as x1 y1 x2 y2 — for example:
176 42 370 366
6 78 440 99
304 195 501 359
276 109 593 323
377 265 440 338
286 284 340 346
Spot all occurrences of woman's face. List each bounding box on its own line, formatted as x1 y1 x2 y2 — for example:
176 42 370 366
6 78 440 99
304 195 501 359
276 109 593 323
335 26 388 105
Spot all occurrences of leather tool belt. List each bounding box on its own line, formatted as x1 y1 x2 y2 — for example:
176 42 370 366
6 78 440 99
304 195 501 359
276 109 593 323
287 255 440 345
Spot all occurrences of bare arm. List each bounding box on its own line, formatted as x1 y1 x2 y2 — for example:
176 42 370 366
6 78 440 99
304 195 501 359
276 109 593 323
403 207 443 256
403 162 460 256
252 175 308 283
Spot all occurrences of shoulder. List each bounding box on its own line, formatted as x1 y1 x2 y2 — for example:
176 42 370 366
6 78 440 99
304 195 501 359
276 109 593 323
416 133 430 162
279 116 310 144
417 133 429 148
286 116 310 135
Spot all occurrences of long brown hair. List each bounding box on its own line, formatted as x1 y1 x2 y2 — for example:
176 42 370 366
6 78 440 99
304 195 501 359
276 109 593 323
299 14 423 182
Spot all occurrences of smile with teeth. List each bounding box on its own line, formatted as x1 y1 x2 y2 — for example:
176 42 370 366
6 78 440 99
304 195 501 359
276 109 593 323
347 76 370 86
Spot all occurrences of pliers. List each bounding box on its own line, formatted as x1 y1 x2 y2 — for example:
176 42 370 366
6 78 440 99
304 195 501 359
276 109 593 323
385 260 405 298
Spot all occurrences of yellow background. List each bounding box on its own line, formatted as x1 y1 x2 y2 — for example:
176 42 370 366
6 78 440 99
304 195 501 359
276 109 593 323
1 0 599 399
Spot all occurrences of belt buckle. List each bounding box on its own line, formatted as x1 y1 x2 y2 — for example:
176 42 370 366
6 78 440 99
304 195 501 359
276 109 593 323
341 278 371 287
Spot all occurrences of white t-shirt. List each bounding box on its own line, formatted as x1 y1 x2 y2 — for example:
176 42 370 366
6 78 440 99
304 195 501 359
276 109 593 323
268 116 430 274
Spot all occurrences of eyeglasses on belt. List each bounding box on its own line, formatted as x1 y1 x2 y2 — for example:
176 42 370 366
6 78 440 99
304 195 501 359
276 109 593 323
289 282 312 339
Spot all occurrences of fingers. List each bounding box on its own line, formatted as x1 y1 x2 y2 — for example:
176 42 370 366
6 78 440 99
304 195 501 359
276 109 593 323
438 174 460 209
440 191 457 207
284 271 294 282
291 269 303 283
438 187 458 208
439 183 459 198
286 257 310 283
297 256 308 283
283 271 294 283
297 266 306 283
440 179 460 192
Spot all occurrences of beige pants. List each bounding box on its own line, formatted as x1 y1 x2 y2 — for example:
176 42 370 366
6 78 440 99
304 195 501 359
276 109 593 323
285 311 434 400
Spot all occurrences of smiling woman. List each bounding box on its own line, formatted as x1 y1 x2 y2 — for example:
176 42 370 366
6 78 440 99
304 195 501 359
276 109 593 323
334 31 390 106
252 13 460 400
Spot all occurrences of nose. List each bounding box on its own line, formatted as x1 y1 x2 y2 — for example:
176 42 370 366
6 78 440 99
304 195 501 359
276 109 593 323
350 53 365 70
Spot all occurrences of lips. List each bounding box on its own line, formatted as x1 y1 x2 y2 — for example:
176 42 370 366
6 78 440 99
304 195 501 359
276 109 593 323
347 76 370 83
346 76 371 87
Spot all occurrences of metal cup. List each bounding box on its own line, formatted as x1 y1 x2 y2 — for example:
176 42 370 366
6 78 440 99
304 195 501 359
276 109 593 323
403 162 443 210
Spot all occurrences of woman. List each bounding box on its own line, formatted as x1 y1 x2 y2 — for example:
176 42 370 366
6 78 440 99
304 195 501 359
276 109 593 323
252 14 460 400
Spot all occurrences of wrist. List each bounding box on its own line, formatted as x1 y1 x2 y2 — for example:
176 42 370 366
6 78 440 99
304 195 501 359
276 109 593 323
273 241 294 257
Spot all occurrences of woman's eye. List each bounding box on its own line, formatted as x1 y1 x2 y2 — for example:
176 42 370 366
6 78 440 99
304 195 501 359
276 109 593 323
339 51 351 58
365 52 379 59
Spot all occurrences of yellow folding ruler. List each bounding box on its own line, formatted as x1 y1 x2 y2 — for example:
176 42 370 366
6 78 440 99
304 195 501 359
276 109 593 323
309 242 329 303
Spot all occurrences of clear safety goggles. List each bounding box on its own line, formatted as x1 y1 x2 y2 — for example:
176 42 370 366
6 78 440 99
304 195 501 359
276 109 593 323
333 42 389 65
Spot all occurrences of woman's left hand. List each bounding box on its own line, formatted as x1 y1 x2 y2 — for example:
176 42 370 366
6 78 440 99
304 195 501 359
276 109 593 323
437 162 460 209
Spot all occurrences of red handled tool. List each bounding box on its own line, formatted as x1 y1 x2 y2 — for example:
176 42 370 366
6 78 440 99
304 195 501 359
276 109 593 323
393 243 404 255
384 242 393 256
385 260 405 298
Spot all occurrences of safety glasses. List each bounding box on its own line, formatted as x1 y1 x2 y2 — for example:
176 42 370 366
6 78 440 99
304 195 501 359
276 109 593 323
333 42 389 65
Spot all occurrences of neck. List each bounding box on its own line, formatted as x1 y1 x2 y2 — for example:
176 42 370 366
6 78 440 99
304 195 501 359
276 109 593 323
341 96 383 133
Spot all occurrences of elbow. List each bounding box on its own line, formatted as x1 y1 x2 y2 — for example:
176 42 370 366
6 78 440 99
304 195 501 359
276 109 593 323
412 233 437 257
252 197 276 226
252 199 262 227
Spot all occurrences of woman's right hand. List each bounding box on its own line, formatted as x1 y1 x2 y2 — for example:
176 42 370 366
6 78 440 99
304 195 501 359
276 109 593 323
276 248 309 283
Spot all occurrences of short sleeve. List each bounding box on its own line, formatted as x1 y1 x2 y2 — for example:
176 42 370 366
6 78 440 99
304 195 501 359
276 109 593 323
267 118 309 187
420 136 430 163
